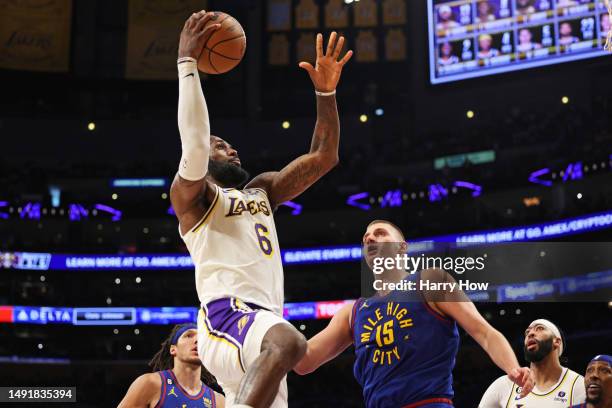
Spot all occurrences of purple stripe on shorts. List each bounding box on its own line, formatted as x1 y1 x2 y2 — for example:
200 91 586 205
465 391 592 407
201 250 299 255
202 298 264 348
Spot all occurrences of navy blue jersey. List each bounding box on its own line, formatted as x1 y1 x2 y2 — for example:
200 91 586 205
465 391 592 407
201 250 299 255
351 284 460 408
154 369 217 408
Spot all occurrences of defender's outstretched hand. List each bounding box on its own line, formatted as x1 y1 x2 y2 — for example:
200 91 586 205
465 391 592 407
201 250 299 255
299 32 353 93
178 10 221 60
508 367 535 398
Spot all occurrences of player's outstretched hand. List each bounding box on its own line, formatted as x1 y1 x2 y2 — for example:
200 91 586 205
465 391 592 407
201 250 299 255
178 10 221 60
508 367 535 398
298 32 353 93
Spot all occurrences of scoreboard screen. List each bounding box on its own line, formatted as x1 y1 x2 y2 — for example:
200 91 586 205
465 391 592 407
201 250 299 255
428 0 611 84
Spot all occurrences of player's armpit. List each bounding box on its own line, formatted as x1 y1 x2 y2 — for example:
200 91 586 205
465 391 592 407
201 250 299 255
116 373 160 408
293 302 354 375
170 175 215 235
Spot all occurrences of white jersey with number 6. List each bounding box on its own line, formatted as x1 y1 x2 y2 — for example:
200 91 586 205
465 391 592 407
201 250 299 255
479 367 585 408
180 185 284 315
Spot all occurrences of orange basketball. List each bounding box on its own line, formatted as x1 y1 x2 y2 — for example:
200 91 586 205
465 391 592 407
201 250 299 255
198 12 246 74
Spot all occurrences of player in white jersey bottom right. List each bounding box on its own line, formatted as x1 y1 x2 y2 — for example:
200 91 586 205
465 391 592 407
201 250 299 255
479 319 586 408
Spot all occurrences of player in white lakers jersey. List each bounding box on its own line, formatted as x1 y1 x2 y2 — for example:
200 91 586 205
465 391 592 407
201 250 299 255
479 319 586 408
170 11 353 408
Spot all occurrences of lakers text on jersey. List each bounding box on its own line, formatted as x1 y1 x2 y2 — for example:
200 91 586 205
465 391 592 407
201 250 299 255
180 186 284 315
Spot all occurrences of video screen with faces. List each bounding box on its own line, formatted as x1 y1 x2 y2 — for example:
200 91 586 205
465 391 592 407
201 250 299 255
429 0 611 84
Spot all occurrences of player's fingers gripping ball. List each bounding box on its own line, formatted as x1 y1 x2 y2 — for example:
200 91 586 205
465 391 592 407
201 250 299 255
197 11 246 74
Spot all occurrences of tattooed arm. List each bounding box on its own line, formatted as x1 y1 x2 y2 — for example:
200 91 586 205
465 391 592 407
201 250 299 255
246 32 352 208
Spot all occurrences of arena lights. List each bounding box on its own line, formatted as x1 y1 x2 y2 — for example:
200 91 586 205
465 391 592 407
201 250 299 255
529 168 553 186
346 192 371 211
375 108 384 116
20 202 41 220
161 193 168 200
282 121 290 129
2 271 610 326
381 189 402 207
429 184 448 202
94 204 122 221
562 96 570 104
49 186 61 207
359 114 368 123
280 201 302 215
111 178 167 188
434 150 495 169
3 210 612 271
0 201 8 220
87 122 95 131
282 210 612 265
350 182 483 209
111 193 118 200
69 204 88 221
529 160 591 186
523 197 541 207
466 110 475 119
453 180 482 197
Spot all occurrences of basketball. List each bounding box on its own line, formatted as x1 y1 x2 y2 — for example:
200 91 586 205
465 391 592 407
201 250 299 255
198 11 246 74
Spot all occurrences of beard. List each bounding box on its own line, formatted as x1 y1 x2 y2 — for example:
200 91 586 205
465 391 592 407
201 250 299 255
586 393 602 405
524 336 554 363
208 159 250 188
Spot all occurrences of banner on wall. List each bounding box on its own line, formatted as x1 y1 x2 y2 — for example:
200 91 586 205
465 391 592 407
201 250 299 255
0 0 72 72
125 0 205 80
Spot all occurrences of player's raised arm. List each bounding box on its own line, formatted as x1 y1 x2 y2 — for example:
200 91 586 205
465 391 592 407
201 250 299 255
423 269 535 398
294 301 354 375
170 11 220 232
246 32 353 208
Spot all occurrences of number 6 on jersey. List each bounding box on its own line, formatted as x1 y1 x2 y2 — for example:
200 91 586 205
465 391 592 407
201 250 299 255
255 223 273 256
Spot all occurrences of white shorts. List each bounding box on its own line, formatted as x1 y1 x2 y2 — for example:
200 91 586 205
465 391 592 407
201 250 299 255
197 297 291 408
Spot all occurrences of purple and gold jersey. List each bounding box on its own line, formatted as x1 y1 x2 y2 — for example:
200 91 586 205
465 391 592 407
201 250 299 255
180 185 284 316
154 370 217 408
351 283 459 408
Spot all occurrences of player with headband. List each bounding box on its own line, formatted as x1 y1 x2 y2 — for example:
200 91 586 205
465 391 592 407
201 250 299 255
571 355 612 408
479 319 586 407
118 323 225 408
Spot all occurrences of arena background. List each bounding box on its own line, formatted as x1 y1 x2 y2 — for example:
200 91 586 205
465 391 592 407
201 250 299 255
0 0 611 406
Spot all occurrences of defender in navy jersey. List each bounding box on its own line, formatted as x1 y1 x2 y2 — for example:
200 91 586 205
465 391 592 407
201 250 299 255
570 355 612 408
118 324 225 408
294 220 535 408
